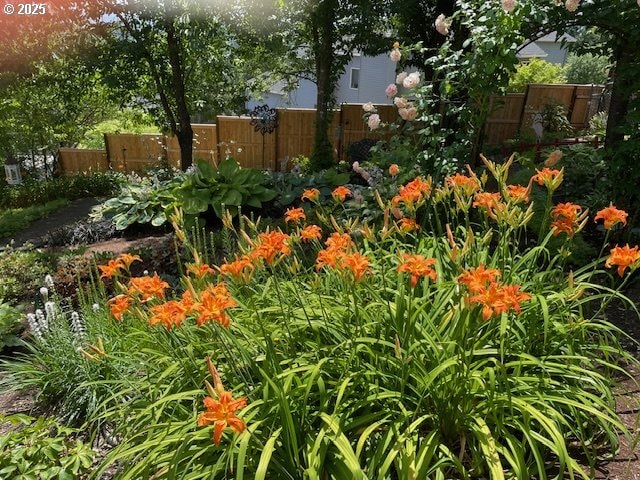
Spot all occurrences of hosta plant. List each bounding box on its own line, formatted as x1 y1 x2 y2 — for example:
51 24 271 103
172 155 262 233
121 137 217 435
91 174 181 230
174 158 276 217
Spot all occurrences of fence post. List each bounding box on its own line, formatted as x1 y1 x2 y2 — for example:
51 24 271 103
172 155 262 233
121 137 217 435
103 133 112 170
517 84 531 136
567 85 578 127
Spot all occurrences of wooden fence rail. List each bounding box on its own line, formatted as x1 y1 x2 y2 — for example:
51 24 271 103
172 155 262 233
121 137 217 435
58 84 605 175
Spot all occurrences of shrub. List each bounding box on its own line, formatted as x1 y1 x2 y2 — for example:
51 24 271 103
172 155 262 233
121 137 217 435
0 172 122 210
555 145 608 209
507 58 566 93
5 156 638 479
564 53 610 85
0 249 55 305
266 168 350 209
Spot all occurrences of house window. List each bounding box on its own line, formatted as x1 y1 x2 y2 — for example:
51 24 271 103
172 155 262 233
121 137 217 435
350 68 360 89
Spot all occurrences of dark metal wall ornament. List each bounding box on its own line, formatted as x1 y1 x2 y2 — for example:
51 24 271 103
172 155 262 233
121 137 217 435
249 105 278 169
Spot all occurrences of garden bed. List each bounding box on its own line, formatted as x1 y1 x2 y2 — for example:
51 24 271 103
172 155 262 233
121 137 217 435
1 158 640 479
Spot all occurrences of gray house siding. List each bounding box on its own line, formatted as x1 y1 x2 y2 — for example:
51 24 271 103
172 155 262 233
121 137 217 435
335 53 396 105
247 53 396 110
247 79 318 111
516 32 576 65
536 42 569 65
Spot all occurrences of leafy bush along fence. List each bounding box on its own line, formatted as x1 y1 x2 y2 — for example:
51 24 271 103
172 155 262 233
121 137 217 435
6 154 639 479
58 85 603 175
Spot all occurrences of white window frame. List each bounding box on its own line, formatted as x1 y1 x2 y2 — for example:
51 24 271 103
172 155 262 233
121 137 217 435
350 68 360 90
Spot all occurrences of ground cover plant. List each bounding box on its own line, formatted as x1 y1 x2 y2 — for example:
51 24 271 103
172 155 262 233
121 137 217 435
0 414 95 479
3 153 639 479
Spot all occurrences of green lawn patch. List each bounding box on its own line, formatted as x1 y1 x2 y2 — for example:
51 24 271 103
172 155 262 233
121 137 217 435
0 199 70 239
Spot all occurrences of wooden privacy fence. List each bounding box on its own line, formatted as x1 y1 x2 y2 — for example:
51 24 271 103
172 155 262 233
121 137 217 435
58 85 605 175
58 148 108 173
484 84 604 145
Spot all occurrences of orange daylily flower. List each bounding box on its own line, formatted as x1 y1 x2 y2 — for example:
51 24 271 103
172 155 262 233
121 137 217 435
469 283 509 320
284 207 306 224
446 173 480 196
99 259 124 279
194 284 237 327
505 185 530 203
458 265 501 293
550 202 582 237
127 273 169 301
332 186 352 202
534 167 563 191
300 224 322 242
392 177 432 208
117 253 142 269
473 192 502 217
397 254 437 288
186 262 216 279
594 204 628 230
544 149 563 167
198 358 247 446
499 285 532 314
301 188 320 202
342 252 371 282
605 244 640 277
219 256 254 282
469 282 531 320
181 290 196 310
316 248 344 270
325 232 354 252
316 232 353 271
108 294 132 321
398 218 419 233
255 231 291 265
149 300 188 330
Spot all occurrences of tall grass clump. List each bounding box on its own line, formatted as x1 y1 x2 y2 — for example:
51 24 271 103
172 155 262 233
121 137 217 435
3 154 638 479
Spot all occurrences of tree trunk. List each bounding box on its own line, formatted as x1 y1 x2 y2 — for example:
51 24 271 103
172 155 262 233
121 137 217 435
604 43 635 150
311 0 337 170
165 8 193 170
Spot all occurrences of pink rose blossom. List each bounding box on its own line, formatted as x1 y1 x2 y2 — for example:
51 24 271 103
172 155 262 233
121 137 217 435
367 114 381 130
435 14 449 36
399 107 418 121
396 72 408 85
385 83 398 98
362 102 375 113
390 48 401 62
565 0 580 11
502 0 517 12
394 97 409 109
402 72 420 89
